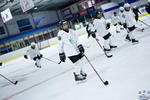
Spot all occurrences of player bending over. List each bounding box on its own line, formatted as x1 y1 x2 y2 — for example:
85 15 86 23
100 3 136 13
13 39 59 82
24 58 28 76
92 11 117 52
24 42 43 68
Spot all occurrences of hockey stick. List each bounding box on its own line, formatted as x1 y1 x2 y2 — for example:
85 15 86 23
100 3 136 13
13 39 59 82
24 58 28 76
84 55 109 86
139 20 150 27
94 37 112 58
43 57 61 64
0 74 18 85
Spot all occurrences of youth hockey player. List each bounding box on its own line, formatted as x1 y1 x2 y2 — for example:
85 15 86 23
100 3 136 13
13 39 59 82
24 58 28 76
86 18 95 38
92 11 117 52
124 3 139 43
24 42 43 68
111 12 122 33
132 6 144 30
132 6 142 22
145 0 150 14
119 7 127 29
57 20 87 81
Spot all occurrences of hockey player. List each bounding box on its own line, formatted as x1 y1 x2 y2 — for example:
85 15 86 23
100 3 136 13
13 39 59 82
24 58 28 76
24 42 43 68
92 11 117 52
132 6 141 22
124 3 139 43
119 7 127 29
57 20 87 81
132 6 144 30
86 18 95 38
145 0 150 14
111 12 122 33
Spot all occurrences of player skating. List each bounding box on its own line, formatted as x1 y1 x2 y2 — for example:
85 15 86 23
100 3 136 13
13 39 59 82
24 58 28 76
57 20 87 82
111 12 122 33
119 7 128 31
132 6 142 22
92 11 117 52
24 42 43 68
86 18 95 38
124 3 141 43
132 6 145 30
145 0 150 14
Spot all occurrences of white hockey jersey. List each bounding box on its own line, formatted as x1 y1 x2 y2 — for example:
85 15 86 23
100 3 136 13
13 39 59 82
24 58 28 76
124 10 135 27
26 47 41 60
111 15 120 24
93 17 108 37
57 29 80 57
119 11 126 24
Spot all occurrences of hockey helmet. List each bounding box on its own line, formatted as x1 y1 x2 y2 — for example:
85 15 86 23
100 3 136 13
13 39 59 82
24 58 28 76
31 42 36 47
95 11 102 16
59 20 68 26
119 7 124 11
113 12 117 15
124 3 130 8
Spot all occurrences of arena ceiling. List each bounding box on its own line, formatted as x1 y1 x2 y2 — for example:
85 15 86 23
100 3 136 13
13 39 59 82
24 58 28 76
0 0 79 14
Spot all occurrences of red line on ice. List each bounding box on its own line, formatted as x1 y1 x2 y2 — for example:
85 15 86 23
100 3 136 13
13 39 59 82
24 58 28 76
3 68 74 100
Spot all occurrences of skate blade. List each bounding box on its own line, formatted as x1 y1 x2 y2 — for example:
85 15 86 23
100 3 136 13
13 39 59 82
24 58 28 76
36 66 42 68
75 79 87 84
132 42 139 45
106 54 113 58
124 39 131 42
105 52 113 58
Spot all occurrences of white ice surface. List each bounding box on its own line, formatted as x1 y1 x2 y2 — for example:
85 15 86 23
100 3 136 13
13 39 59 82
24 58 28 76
0 15 150 100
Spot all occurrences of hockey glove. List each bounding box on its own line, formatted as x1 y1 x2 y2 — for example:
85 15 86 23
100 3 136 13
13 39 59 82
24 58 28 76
91 33 96 38
33 57 37 61
118 22 122 25
106 23 110 29
24 55 28 59
40 54 43 58
123 23 127 29
114 24 117 26
59 53 66 62
78 44 85 54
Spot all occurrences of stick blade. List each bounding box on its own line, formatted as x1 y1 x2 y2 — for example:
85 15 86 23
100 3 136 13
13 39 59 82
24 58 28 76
106 55 112 58
14 81 18 85
104 81 109 85
58 61 61 64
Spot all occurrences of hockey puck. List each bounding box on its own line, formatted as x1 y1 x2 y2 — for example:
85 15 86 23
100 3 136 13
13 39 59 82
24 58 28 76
14 81 18 85
104 81 109 85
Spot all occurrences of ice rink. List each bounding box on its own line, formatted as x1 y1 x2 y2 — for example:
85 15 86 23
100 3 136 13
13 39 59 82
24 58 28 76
0 15 150 100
